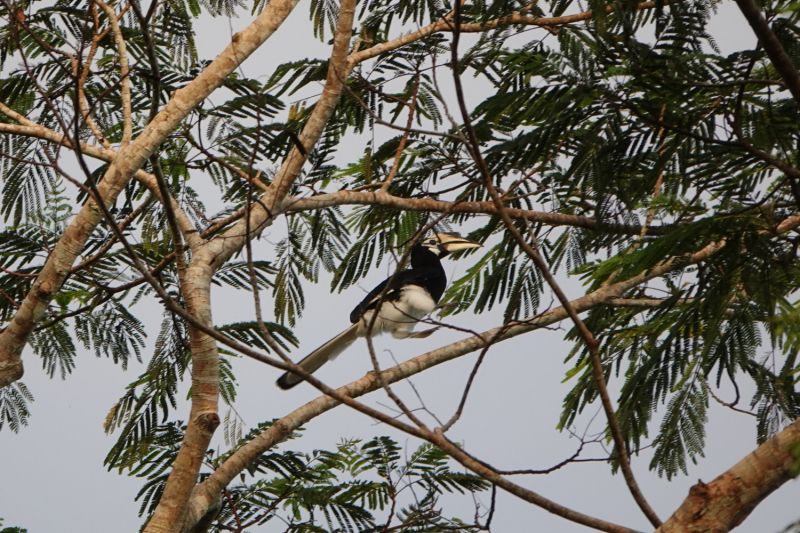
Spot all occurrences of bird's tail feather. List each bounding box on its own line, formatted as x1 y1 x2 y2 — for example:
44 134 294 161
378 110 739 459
276 324 359 390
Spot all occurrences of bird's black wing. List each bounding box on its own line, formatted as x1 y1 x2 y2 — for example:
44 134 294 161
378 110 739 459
349 270 420 323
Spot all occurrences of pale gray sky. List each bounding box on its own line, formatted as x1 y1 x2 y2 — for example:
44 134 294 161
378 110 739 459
1 1 798 532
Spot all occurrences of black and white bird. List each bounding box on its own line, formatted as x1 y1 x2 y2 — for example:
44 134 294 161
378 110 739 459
276 232 481 390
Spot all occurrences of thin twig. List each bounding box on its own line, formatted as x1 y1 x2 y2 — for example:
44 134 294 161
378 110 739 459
704 381 757 417
380 69 420 192
439 327 498 432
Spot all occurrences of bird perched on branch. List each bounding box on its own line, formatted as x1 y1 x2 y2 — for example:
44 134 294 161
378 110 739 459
276 232 481 390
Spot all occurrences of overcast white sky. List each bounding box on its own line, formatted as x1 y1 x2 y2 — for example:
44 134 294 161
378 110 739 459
1 1 798 532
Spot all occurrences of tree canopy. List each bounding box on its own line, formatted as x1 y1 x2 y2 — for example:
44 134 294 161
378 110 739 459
1 0 799 530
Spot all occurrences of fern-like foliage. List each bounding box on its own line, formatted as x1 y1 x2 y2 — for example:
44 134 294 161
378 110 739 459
0 382 34 433
200 436 490 532
4 0 800 519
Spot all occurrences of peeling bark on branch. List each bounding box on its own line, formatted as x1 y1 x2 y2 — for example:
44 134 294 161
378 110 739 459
656 418 800 533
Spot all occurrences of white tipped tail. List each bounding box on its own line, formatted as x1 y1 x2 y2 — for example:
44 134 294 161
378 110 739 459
276 324 359 390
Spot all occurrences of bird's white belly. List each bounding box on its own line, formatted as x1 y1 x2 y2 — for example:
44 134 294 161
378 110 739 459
357 285 436 339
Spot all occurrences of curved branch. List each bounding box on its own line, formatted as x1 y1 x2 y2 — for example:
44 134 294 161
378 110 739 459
95 0 132 146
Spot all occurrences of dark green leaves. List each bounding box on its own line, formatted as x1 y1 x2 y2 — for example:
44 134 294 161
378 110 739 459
74 301 147 370
650 380 707 479
0 382 34 433
205 436 489 532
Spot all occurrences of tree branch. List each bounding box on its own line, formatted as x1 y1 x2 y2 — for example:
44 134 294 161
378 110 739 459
281 190 664 235
95 0 133 147
346 2 657 69
656 418 800 533
733 0 800 105
0 0 304 386
379 70 419 192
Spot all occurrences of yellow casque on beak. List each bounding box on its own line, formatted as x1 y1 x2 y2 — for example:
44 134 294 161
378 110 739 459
434 232 482 252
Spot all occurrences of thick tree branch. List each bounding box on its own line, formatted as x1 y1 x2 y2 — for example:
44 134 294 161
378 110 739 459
656 418 800 533
0 0 303 387
281 190 664 235
605 297 694 308
0 100 37 127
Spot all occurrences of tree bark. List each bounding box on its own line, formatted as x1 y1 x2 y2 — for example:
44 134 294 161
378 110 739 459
656 418 800 533
142 1 358 530
142 265 221 533
0 0 304 388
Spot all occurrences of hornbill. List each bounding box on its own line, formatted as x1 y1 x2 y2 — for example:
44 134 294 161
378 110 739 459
276 232 481 390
